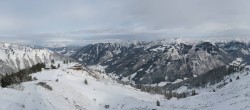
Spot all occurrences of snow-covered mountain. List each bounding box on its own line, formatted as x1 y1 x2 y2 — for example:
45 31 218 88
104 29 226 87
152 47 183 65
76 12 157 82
67 40 250 85
0 42 72 76
0 41 249 110
0 60 250 110
50 46 82 57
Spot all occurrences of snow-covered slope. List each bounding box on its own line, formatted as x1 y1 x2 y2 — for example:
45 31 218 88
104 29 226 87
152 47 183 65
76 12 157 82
0 62 250 110
0 62 164 110
0 42 71 75
163 67 250 110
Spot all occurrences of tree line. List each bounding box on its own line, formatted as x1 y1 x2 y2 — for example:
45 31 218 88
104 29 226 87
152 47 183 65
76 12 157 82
165 65 243 91
1 63 45 87
116 64 246 100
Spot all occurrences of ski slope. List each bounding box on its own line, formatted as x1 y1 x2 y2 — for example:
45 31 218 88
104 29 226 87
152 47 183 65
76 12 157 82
0 62 165 110
0 62 250 110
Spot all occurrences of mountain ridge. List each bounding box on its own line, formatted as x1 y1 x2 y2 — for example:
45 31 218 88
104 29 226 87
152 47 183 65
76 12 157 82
65 40 250 85
0 42 73 76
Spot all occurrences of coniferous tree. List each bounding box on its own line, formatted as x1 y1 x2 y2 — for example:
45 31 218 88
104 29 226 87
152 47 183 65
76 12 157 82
51 65 56 69
165 91 172 100
1 63 45 87
156 100 160 106
191 90 196 96
236 76 240 80
84 79 88 85
51 59 55 64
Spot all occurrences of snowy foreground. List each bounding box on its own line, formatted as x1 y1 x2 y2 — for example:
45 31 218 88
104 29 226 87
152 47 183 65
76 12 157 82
0 63 250 110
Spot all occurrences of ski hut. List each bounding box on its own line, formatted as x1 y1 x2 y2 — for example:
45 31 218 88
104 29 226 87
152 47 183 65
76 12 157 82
44 61 51 69
72 64 83 70
45 63 51 69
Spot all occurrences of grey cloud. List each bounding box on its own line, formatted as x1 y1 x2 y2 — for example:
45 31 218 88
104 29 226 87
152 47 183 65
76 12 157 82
128 0 250 28
1 0 250 45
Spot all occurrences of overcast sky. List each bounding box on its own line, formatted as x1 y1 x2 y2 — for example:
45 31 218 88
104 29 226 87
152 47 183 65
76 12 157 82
1 0 250 45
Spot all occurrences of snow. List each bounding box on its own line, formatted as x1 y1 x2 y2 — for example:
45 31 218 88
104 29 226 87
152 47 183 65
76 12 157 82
121 77 130 82
173 86 188 94
167 62 171 65
0 62 165 110
157 82 171 87
166 70 250 110
78 58 83 61
166 46 181 60
87 64 107 72
241 49 250 55
172 79 183 84
130 72 137 79
113 49 121 54
150 46 166 51
1 62 250 110
0 42 54 72
229 58 243 66
145 65 153 73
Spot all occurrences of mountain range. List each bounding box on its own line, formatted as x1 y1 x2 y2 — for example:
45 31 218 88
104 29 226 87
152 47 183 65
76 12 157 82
0 40 250 110
54 40 250 85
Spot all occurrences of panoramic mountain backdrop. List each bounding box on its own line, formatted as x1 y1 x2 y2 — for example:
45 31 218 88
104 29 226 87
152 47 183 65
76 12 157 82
53 40 250 85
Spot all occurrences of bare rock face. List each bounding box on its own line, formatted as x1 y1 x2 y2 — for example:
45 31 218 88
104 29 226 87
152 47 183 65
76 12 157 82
69 40 250 84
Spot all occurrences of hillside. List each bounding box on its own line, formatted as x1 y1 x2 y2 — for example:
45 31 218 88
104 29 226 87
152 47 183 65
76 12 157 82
0 61 250 110
0 42 73 76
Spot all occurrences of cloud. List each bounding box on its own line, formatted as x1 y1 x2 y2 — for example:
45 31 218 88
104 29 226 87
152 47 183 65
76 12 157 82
1 0 250 45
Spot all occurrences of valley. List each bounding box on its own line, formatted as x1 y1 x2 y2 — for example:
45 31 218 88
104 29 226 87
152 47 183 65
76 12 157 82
0 59 249 110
